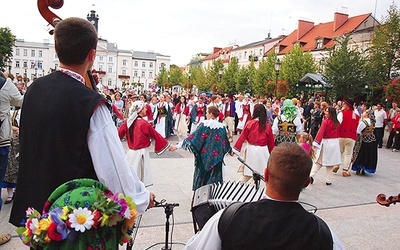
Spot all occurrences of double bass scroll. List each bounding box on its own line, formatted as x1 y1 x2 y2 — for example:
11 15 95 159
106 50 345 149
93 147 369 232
37 0 98 91
376 193 400 207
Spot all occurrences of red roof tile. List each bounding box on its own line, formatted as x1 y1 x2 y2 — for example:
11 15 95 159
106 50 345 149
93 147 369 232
271 13 371 55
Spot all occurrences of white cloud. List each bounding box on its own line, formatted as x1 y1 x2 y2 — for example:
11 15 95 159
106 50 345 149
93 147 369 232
0 0 394 66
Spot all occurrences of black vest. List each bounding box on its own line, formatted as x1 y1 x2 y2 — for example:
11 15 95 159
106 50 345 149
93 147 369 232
10 71 107 226
220 199 333 250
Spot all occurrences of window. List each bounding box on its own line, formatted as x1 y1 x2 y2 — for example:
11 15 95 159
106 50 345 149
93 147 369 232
244 51 247 58
316 39 323 49
149 62 153 68
108 65 112 73
108 57 113 62
142 62 146 68
15 61 20 68
134 71 138 77
23 61 28 68
122 60 127 66
134 61 138 67
260 49 263 56
54 54 58 59
30 61 35 69
31 50 35 57
99 65 103 71
99 56 104 61
16 49 20 56
141 71 145 77
122 69 126 75
39 50 43 57
108 79 112 86
23 49 27 56
149 72 153 78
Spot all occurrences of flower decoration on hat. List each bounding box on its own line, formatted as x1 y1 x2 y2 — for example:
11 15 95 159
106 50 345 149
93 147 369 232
17 179 137 248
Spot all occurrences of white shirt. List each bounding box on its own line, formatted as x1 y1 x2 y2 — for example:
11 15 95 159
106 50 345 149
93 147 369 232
88 104 149 214
374 109 387 128
184 201 345 250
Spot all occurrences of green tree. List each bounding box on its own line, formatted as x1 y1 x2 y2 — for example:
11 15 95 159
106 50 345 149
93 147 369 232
324 34 366 99
0 27 16 68
236 66 249 94
281 43 317 97
209 59 223 93
221 57 239 94
169 66 183 87
369 3 400 81
247 61 257 95
367 3 400 101
191 67 209 92
254 53 278 97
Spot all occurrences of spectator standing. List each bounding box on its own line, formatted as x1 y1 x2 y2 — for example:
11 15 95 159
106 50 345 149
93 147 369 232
386 101 399 148
374 103 387 148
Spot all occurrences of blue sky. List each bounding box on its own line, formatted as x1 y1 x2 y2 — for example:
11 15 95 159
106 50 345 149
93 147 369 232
0 0 394 66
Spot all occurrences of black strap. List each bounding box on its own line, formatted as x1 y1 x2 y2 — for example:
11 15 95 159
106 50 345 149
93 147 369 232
218 202 246 239
0 77 6 89
315 215 334 250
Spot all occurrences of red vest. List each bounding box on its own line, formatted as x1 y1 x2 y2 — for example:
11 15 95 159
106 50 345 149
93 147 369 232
337 109 360 140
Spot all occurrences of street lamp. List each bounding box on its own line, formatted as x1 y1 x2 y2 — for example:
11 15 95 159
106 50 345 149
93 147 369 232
274 59 281 97
218 68 223 83
7 58 12 74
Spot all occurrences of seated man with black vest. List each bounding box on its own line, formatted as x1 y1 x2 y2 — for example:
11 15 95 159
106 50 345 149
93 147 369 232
185 143 344 250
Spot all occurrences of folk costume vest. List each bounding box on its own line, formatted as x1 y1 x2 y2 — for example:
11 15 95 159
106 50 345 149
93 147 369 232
10 71 107 226
275 115 297 145
337 109 359 140
220 199 333 250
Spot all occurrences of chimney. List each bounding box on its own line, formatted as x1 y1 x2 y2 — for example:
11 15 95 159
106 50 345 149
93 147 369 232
297 20 314 40
333 12 348 31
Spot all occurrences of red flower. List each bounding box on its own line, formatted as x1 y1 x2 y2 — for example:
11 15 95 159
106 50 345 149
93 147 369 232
210 165 214 169
222 140 226 146
201 132 209 139
47 222 63 241
212 150 219 156
201 148 207 153
188 134 194 140
92 210 101 228
214 134 221 141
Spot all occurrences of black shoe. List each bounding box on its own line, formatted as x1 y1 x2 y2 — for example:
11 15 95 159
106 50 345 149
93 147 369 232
326 181 332 186
356 169 361 175
310 177 314 184
378 145 382 148
361 169 365 175
4 196 13 204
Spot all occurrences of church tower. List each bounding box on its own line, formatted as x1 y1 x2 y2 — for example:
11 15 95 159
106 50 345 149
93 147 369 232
87 8 99 32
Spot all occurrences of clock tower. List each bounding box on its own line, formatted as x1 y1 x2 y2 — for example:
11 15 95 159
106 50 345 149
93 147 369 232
87 9 99 32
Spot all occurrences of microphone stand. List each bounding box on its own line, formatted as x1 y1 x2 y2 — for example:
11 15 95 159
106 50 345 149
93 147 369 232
145 199 181 250
237 157 264 190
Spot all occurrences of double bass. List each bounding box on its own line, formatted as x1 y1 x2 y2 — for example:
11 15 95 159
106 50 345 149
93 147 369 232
37 0 98 91
376 193 400 207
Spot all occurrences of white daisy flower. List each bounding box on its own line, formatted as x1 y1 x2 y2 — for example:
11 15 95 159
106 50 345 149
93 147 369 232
68 208 94 233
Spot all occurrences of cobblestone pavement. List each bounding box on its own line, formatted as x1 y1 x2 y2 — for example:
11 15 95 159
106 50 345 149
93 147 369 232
1 133 400 249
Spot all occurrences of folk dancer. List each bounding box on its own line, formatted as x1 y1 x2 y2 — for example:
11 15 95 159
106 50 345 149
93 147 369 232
236 94 253 132
118 101 173 186
223 94 236 142
154 94 170 138
190 97 206 133
172 106 232 191
233 104 274 183
351 104 378 175
174 96 190 138
272 99 303 145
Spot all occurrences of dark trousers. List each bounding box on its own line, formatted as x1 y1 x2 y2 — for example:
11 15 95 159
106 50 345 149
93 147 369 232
394 129 400 150
0 153 9 211
374 127 384 147
387 129 396 148
234 114 239 134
